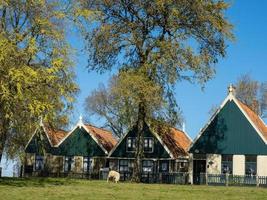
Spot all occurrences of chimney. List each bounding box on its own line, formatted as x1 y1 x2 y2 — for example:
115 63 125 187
78 115 83 128
182 122 186 132
228 84 236 96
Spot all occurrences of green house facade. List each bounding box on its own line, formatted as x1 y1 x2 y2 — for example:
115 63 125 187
24 119 117 176
109 122 192 175
189 86 267 184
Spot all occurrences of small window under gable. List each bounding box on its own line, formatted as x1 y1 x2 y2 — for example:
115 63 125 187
144 137 154 153
126 137 136 152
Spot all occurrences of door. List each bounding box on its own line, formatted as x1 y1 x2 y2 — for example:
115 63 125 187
193 160 206 184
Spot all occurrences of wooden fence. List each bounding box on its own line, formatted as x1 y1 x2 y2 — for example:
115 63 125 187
200 173 267 187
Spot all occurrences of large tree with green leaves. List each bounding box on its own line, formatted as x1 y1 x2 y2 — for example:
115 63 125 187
0 0 89 162
235 74 267 118
84 0 233 181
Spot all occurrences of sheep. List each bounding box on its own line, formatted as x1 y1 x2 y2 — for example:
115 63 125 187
107 170 120 183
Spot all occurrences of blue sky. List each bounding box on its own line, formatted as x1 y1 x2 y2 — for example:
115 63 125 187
71 0 267 139
1 0 267 176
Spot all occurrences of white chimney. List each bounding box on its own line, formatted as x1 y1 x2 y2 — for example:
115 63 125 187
228 84 236 96
182 122 186 132
78 115 83 128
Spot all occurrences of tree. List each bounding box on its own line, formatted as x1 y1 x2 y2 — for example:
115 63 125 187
0 0 88 163
235 74 267 118
85 73 183 138
83 0 233 181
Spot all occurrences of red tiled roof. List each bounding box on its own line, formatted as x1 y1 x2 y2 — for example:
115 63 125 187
237 100 267 141
153 125 192 158
43 124 68 146
84 124 117 153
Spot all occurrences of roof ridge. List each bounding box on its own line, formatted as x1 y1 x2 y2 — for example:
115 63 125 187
84 123 112 133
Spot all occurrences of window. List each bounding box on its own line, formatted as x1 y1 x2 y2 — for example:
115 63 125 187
83 157 92 173
119 160 129 172
159 161 169 172
142 160 154 173
35 155 44 171
64 156 74 172
245 155 257 176
144 138 154 153
126 137 136 152
221 155 233 174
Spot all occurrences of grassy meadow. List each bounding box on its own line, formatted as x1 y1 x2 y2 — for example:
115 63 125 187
0 177 267 200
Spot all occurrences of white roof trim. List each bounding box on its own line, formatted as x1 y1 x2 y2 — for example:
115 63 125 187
25 124 54 149
108 131 129 157
188 93 235 151
189 93 267 152
108 124 175 159
233 97 267 144
55 122 109 155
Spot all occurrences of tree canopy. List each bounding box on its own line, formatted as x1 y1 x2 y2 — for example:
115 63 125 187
0 0 88 160
83 0 233 181
236 74 267 118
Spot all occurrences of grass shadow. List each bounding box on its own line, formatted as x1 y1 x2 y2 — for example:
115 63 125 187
0 177 76 187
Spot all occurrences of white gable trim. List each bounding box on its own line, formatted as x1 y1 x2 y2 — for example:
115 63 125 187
233 97 267 144
108 124 175 159
189 94 267 152
188 93 235 151
24 124 54 150
55 122 109 155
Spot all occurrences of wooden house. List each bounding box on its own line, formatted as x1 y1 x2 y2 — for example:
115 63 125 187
24 118 117 176
108 122 192 175
189 85 267 184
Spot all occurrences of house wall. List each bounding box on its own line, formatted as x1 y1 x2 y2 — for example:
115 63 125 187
188 153 193 184
206 154 221 174
25 153 35 167
74 156 83 173
55 127 106 157
233 155 245 175
190 100 267 155
257 156 267 176
111 124 171 159
48 155 64 173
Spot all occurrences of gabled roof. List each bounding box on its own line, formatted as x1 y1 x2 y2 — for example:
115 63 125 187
237 100 267 141
152 126 192 158
84 124 117 153
25 123 68 149
109 122 191 159
189 89 267 151
56 120 117 154
43 124 68 146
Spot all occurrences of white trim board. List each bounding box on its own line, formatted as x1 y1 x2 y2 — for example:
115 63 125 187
189 93 267 152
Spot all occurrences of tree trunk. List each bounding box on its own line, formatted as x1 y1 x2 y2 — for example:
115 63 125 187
131 102 146 182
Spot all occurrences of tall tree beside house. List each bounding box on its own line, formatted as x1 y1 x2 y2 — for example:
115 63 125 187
83 0 233 182
85 74 183 138
0 0 91 163
235 74 267 118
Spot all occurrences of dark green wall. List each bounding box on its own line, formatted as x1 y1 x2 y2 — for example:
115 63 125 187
111 123 171 158
25 129 52 155
55 127 106 157
190 100 267 155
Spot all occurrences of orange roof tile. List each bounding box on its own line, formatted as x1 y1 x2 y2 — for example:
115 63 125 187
153 125 192 158
43 124 68 146
84 124 117 153
237 100 267 141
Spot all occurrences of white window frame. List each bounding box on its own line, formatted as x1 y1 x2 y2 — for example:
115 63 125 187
126 137 136 152
144 137 154 153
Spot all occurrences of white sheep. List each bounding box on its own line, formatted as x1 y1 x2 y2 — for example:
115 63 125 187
107 170 120 183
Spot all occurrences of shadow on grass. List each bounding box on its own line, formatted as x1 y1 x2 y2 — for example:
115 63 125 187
0 177 76 187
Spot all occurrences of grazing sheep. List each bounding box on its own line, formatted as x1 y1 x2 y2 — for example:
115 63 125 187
107 170 120 183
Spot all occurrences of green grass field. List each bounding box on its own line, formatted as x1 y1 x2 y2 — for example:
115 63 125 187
0 178 267 200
